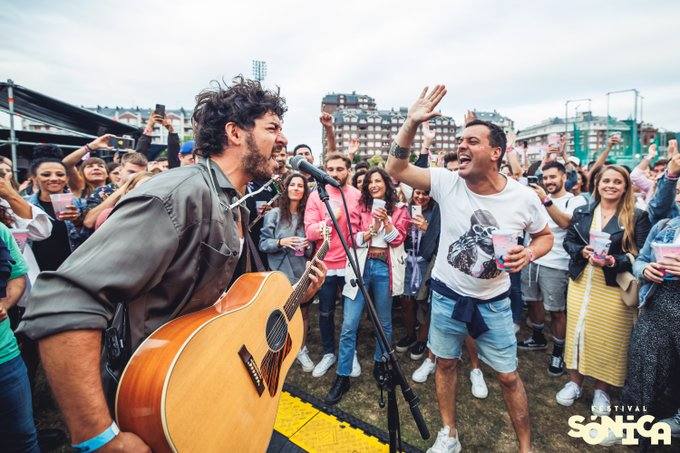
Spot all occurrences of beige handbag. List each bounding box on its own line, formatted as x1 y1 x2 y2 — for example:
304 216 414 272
616 253 639 307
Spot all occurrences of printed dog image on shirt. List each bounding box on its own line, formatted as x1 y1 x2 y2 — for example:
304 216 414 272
448 209 502 279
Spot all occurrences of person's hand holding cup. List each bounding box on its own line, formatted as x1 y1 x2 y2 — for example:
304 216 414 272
50 193 77 221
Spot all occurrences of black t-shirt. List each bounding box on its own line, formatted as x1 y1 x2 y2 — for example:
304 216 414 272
32 200 72 271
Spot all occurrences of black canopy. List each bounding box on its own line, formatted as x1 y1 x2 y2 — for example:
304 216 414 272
0 81 139 137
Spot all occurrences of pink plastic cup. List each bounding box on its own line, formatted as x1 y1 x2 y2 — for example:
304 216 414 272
11 229 29 253
50 193 75 217
652 242 680 280
492 230 516 271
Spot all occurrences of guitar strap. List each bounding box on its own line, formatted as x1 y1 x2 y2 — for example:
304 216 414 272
244 215 265 272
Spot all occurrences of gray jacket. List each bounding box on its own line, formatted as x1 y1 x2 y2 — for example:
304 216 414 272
259 208 310 284
18 158 248 349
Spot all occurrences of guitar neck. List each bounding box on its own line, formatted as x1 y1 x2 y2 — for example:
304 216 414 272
283 237 329 320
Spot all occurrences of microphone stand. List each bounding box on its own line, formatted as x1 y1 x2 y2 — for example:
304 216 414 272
316 183 429 452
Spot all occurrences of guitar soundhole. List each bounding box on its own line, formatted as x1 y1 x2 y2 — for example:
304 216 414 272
265 310 288 352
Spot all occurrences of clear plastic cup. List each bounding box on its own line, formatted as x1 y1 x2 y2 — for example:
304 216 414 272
50 193 75 217
294 238 306 257
11 229 29 253
491 230 516 271
372 199 386 212
589 231 611 260
652 242 680 280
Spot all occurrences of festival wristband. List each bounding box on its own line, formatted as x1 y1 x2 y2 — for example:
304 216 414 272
526 247 535 262
71 421 120 452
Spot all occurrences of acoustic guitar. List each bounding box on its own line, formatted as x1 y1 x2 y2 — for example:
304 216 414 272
115 229 330 452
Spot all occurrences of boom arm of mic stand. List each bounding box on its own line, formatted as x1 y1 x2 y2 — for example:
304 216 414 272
316 183 430 442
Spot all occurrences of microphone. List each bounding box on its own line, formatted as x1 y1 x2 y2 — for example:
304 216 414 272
289 155 341 188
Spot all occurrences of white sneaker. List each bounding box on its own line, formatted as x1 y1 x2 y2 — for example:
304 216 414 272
412 357 436 383
296 346 315 372
426 426 461 453
556 381 582 407
470 368 488 399
350 351 361 377
591 389 611 416
312 353 336 378
591 428 622 446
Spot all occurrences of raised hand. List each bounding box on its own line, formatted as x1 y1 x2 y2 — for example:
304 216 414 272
646 143 657 160
161 116 174 133
464 110 476 125
607 134 621 147
668 139 678 158
422 121 436 142
407 85 447 125
348 136 360 155
668 151 680 177
88 134 114 150
319 112 334 128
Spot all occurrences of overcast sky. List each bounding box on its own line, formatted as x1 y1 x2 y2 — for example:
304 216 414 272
2 0 679 157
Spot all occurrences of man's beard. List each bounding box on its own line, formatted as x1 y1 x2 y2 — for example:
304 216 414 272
547 182 563 194
243 133 275 181
334 173 348 187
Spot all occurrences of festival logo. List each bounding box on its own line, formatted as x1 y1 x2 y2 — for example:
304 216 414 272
568 412 672 446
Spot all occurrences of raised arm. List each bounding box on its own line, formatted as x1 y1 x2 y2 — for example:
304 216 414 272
63 134 113 196
385 86 447 190
587 135 619 181
320 112 336 154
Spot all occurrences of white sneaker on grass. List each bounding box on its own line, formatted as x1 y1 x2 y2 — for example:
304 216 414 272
556 381 582 406
591 389 611 416
350 351 361 377
296 346 315 372
470 368 488 399
312 353 336 378
426 426 461 453
412 357 436 383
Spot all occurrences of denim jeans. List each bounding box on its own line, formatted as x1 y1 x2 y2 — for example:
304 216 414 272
509 270 524 324
0 355 39 453
337 259 393 376
318 275 345 355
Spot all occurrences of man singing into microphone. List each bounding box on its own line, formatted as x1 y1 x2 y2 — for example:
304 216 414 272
304 152 361 377
17 77 327 452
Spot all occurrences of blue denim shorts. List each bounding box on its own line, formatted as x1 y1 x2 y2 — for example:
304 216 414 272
427 290 518 373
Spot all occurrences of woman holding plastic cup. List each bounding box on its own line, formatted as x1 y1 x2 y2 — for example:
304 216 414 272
26 158 86 271
560 165 651 415
608 213 680 437
323 167 410 405
259 172 314 371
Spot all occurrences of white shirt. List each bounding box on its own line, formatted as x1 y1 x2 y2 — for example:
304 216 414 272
535 192 585 271
429 169 549 299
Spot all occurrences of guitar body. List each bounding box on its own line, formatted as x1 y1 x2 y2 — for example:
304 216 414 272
115 271 301 453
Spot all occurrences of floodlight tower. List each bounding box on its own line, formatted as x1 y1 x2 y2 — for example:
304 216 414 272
252 60 267 82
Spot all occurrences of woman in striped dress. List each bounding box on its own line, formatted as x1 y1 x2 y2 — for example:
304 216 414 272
558 165 651 415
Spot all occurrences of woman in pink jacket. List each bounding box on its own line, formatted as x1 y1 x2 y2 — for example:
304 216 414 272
324 167 410 405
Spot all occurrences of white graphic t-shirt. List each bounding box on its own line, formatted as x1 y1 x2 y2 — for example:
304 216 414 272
429 168 549 299
535 193 586 271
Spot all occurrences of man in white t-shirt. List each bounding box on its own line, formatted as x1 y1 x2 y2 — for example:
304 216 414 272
385 86 553 453
518 161 586 378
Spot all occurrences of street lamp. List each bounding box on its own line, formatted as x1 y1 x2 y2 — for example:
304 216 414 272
565 98 591 156
606 88 640 155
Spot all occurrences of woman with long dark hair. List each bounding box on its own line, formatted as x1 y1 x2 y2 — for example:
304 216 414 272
324 167 410 404
559 165 651 414
259 172 314 372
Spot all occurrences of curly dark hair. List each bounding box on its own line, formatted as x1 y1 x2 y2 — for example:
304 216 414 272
359 167 398 214
278 172 309 226
192 76 287 158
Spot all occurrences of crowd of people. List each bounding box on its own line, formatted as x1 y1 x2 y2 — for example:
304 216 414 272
0 78 679 453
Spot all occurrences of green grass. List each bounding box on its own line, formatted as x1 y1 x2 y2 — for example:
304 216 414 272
33 301 674 452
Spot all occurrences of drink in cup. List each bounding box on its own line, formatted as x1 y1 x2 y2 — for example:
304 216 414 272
491 230 516 271
652 242 680 281
294 237 307 257
11 229 29 253
589 231 611 260
50 193 75 218
372 199 386 212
